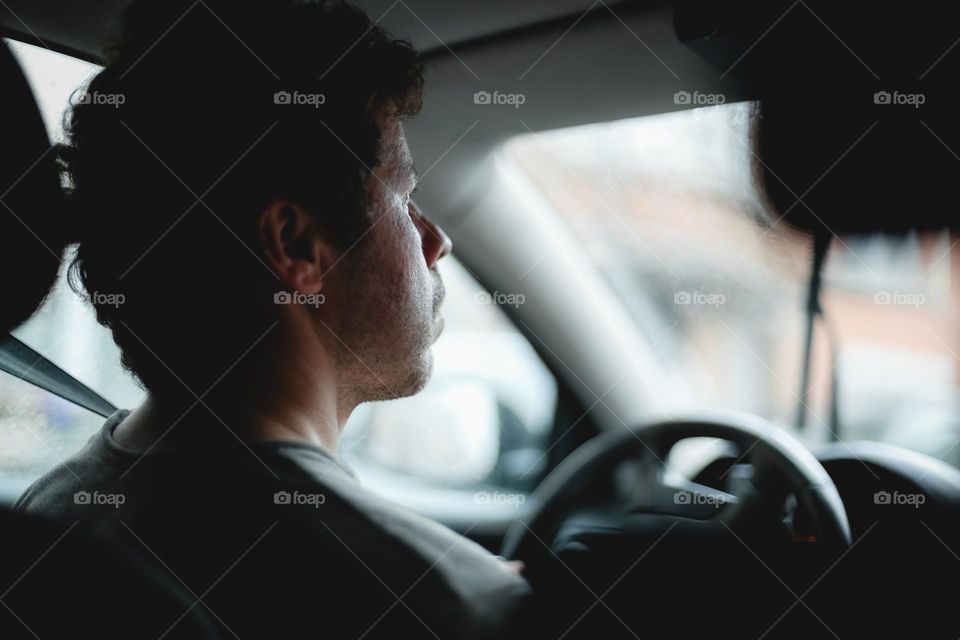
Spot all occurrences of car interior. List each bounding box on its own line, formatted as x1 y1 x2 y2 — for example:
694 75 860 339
3 0 960 637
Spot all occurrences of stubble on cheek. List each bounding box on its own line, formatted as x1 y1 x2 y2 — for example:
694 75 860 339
335 219 435 401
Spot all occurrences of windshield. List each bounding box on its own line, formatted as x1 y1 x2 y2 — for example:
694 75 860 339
506 102 959 467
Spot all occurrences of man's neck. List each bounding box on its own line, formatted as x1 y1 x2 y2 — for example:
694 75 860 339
112 314 358 457
112 386 346 458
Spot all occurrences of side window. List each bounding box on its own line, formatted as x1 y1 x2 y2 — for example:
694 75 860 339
0 370 103 503
5 39 97 143
0 40 136 504
341 257 558 493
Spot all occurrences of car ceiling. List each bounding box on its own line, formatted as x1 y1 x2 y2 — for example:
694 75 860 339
1 0 664 62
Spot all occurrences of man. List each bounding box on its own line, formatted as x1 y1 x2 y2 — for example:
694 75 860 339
17 0 530 637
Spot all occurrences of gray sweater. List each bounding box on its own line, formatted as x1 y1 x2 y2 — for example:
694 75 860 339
17 410 531 639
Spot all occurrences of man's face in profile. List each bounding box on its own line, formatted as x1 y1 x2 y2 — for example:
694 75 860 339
326 114 451 404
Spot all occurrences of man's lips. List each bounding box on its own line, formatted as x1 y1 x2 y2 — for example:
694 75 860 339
431 269 445 314
431 269 445 342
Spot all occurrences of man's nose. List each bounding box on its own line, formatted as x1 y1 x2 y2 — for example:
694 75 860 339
415 206 452 267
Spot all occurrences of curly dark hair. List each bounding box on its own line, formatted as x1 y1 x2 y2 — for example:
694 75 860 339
60 0 423 396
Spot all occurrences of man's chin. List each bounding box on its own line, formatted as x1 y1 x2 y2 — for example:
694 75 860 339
377 351 434 401
411 349 435 393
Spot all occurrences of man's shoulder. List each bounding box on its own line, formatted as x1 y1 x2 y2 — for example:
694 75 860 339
15 429 108 516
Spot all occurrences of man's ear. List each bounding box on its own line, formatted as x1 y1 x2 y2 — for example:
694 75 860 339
259 199 327 294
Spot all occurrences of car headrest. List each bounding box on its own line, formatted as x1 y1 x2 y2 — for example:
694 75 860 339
678 0 960 236
0 40 67 332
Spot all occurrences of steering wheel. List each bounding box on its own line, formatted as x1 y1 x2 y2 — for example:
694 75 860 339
501 410 851 563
